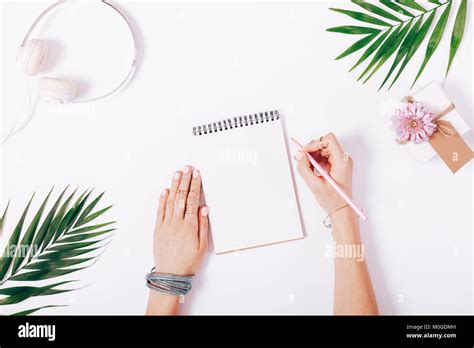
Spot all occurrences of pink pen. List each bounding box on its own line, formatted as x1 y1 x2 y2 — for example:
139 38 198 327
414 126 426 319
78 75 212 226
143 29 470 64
291 137 367 220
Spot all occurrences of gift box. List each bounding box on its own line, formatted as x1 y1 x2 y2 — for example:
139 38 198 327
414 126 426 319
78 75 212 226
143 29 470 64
403 82 472 173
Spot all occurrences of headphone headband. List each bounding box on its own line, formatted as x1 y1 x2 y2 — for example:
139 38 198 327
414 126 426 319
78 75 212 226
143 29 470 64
19 0 138 103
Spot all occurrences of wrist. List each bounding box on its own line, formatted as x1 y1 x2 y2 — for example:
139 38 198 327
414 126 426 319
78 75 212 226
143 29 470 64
330 205 356 221
329 207 361 244
153 262 194 276
321 195 351 215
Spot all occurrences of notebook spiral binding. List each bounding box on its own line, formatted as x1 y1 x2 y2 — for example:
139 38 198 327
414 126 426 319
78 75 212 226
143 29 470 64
193 110 280 136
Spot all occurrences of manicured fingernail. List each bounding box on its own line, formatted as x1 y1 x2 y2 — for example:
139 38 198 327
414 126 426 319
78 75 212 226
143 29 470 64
183 166 190 174
192 170 199 178
295 151 304 161
173 172 181 180
201 206 209 216
161 189 168 197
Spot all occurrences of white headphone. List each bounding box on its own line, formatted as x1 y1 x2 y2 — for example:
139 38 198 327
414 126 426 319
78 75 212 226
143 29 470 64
17 0 138 104
2 0 139 144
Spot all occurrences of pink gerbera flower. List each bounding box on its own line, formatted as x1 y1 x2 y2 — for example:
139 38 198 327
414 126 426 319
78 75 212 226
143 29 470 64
392 102 437 143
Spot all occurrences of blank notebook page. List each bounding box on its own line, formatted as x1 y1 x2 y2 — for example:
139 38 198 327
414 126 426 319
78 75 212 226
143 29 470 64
192 111 303 254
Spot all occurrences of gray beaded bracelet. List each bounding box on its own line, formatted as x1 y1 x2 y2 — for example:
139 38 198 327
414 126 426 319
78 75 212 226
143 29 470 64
145 268 194 296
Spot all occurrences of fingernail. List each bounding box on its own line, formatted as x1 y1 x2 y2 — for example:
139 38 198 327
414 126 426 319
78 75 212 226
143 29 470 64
183 166 190 174
295 151 304 161
161 189 168 197
192 170 199 178
201 206 209 216
173 172 181 180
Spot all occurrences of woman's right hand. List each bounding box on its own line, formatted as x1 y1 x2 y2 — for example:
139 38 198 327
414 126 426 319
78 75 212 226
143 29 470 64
294 133 353 214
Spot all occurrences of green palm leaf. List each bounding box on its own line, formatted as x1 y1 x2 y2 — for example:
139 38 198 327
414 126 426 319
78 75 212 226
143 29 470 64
47 239 110 252
336 33 379 60
0 187 115 315
0 200 9 237
0 194 34 281
75 206 113 228
351 0 402 22
23 257 95 270
52 190 91 243
10 188 53 274
446 0 467 75
389 10 437 89
395 0 426 12
327 0 468 89
357 26 403 80
379 16 423 90
326 26 380 35
0 281 75 305
40 188 77 252
29 186 69 260
363 21 413 83
411 1 452 88
0 281 75 296
349 29 392 72
11 305 66 316
75 192 105 225
67 221 116 235
38 247 101 260
58 229 115 244
379 0 414 18
10 268 88 282
330 8 391 26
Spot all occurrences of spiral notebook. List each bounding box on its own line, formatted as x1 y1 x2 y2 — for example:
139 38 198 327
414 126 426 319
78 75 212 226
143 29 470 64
192 110 303 254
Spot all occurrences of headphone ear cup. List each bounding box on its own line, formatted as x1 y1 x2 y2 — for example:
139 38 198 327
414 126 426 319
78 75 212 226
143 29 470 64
38 77 77 103
18 39 49 76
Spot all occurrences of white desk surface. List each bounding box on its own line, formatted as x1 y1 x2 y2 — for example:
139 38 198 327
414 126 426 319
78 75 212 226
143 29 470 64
1 1 472 315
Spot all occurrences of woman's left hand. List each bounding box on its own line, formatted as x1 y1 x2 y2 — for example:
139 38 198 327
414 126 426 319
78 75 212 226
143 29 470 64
153 166 209 276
